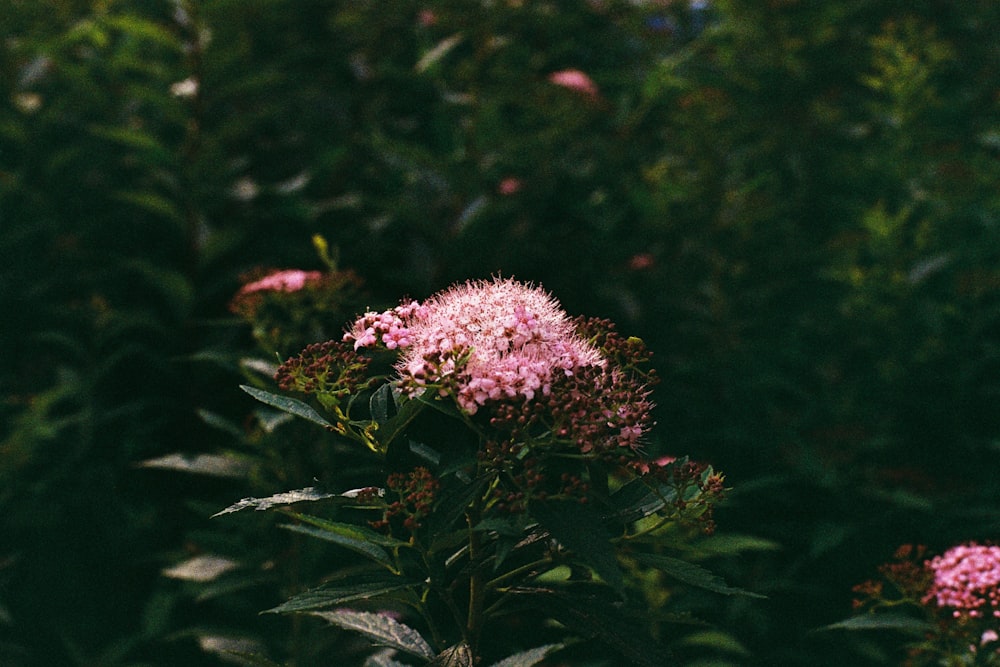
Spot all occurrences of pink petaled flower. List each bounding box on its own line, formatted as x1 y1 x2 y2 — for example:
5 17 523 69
346 278 604 415
548 69 599 97
923 542 1000 619
497 177 522 196
238 269 323 295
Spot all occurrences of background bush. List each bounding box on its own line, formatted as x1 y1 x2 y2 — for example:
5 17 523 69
2 1 999 665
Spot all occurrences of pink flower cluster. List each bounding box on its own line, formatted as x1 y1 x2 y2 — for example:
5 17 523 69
548 68 600 97
346 278 604 415
238 269 323 295
924 542 1000 619
348 300 426 350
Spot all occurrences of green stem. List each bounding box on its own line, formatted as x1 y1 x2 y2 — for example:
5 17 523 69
485 557 553 591
465 503 485 655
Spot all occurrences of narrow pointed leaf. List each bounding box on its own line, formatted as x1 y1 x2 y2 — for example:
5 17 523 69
281 524 396 569
287 513 407 547
488 644 562 667
212 487 339 517
822 614 933 633
139 453 252 478
311 610 435 660
240 385 334 429
265 580 418 614
632 553 765 598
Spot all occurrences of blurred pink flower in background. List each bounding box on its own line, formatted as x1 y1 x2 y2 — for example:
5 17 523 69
629 253 655 271
497 177 522 195
417 9 436 27
548 68 599 97
238 269 323 295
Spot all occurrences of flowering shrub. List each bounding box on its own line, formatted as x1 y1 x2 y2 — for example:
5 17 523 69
840 542 1000 665
217 277 748 665
229 241 364 356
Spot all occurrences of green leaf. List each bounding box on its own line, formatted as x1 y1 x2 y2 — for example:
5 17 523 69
281 524 396 570
408 440 442 466
679 631 750 656
139 453 252 478
279 514 405 570
287 513 406 547
533 588 673 667
693 534 782 556
265 580 419 614
112 190 185 226
376 390 430 450
428 474 494 537
487 644 562 667
310 610 435 660
212 487 341 517
605 477 677 524
370 382 395 425
196 408 246 439
530 500 625 594
822 613 933 633
473 517 528 538
239 385 334 429
631 553 766 598
415 33 464 73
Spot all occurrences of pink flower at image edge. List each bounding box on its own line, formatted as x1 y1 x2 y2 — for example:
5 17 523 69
924 542 1000 619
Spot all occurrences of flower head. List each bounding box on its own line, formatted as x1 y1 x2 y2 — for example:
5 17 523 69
924 542 1000 619
237 269 324 295
347 278 604 414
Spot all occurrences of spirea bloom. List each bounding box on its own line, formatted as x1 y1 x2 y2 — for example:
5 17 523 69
924 542 1000 619
238 269 324 295
346 278 604 415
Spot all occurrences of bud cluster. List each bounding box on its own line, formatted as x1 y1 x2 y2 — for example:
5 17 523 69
275 338 374 397
370 466 441 534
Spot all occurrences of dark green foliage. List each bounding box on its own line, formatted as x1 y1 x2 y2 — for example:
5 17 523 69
2 0 1000 665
